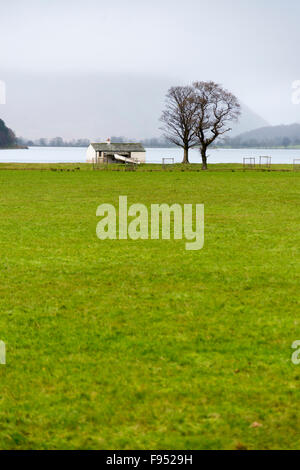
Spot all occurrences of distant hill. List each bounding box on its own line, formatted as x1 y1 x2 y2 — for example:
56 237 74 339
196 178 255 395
221 123 300 148
230 103 269 137
0 119 19 148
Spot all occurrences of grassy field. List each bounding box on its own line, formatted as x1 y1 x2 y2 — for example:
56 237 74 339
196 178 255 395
0 164 299 449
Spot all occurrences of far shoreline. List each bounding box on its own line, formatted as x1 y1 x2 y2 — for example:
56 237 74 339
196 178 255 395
1 144 300 151
0 145 28 150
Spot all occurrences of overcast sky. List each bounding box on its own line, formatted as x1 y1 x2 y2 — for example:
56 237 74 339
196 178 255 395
0 0 299 139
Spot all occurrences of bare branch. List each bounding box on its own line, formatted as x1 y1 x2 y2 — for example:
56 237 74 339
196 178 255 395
160 86 199 163
192 81 241 169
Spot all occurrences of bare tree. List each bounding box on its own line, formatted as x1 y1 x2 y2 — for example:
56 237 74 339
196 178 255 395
160 86 198 164
193 81 240 170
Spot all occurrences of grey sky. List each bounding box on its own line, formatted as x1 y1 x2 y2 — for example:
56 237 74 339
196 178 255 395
0 0 299 139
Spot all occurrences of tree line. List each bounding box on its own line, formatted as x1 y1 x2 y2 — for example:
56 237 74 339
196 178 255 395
219 136 299 149
16 136 91 147
16 136 175 148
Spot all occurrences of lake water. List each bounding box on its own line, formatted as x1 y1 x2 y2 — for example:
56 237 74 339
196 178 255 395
0 146 299 164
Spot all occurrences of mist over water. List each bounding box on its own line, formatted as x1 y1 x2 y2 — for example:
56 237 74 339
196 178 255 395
1 0 300 140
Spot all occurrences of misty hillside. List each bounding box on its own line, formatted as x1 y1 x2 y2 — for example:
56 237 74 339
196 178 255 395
230 104 269 137
222 123 300 147
1 71 268 142
0 119 17 148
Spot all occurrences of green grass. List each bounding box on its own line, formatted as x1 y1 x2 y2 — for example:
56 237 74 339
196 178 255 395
0 165 299 450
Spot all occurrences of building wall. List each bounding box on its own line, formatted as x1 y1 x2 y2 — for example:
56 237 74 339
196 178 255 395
86 146 146 164
132 152 146 163
86 145 96 163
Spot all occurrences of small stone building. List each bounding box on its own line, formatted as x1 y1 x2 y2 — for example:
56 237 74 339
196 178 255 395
86 139 146 164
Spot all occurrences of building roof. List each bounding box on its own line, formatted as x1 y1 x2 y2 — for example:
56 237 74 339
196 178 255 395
90 142 146 152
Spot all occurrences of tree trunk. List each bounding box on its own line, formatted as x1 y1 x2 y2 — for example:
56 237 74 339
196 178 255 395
182 147 189 164
201 147 208 170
